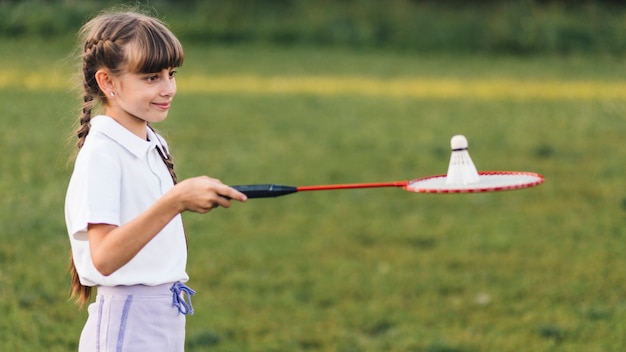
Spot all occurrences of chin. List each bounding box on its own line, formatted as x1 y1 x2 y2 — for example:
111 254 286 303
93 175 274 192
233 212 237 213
145 114 169 123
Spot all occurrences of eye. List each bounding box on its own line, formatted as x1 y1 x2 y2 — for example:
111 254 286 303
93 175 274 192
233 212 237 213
146 74 159 82
169 70 177 78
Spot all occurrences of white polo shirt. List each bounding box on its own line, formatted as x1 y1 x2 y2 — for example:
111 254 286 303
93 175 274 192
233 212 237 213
65 115 189 287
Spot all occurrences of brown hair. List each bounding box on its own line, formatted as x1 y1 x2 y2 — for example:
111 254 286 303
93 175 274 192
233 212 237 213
69 10 184 307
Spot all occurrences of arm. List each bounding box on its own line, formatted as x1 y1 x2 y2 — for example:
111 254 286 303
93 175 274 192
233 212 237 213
89 176 246 276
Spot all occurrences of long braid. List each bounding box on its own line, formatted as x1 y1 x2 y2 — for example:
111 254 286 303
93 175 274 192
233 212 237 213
69 38 106 307
148 124 189 249
70 36 122 306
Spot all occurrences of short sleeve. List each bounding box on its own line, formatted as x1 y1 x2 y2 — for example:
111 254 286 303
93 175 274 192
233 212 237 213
65 142 122 241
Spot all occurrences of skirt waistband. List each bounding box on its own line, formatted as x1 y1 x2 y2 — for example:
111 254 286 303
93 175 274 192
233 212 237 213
97 283 174 296
96 282 196 315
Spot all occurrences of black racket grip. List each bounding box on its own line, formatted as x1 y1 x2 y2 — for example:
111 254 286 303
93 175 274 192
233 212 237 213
231 184 298 198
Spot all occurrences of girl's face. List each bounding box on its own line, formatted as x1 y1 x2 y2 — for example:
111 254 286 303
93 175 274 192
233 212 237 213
107 68 177 136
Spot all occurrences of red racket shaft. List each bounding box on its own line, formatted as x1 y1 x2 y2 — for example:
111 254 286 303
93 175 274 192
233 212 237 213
232 181 408 199
298 181 408 192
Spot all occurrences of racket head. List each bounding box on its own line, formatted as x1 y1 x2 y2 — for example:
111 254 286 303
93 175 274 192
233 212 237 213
405 171 544 194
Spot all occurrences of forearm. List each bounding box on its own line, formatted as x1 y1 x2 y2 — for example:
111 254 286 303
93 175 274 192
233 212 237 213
89 191 183 276
88 176 246 276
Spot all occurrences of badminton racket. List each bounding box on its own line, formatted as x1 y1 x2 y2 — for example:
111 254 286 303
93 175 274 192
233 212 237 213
231 171 544 199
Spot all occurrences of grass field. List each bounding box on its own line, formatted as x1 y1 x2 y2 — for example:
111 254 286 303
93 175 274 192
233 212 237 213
1 38 625 351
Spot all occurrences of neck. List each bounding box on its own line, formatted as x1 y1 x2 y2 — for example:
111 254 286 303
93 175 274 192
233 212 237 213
105 107 148 140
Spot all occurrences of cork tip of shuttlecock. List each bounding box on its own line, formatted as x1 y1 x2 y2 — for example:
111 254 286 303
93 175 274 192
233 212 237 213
450 135 468 150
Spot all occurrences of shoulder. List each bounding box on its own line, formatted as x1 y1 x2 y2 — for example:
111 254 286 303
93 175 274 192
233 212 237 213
78 130 122 162
73 127 128 179
79 115 140 161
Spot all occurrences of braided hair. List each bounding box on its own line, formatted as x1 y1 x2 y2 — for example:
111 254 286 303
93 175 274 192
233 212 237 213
149 124 178 184
69 10 184 307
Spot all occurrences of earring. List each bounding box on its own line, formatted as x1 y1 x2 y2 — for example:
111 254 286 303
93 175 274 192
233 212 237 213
110 92 115 97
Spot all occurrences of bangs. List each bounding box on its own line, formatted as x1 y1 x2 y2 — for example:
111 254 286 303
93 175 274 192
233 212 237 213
125 18 184 73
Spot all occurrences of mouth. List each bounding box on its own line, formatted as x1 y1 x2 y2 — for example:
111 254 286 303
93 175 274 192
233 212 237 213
153 102 171 110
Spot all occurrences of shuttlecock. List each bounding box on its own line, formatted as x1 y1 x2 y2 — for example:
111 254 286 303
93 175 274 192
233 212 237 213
446 134 480 185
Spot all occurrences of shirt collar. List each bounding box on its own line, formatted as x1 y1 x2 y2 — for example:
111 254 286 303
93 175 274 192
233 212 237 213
90 115 156 158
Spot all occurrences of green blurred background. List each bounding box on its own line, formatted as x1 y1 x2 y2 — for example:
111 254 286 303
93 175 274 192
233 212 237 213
1 0 625 55
1 1 625 351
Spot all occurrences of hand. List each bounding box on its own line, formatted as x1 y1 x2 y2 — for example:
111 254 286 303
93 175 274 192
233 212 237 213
170 176 247 214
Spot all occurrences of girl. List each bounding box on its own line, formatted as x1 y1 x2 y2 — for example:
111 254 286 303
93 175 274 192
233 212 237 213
65 10 247 351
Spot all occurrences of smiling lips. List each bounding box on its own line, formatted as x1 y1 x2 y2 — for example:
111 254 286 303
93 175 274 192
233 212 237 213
153 102 171 110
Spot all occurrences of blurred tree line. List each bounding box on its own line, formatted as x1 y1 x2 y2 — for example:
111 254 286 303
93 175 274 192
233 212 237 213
1 0 624 55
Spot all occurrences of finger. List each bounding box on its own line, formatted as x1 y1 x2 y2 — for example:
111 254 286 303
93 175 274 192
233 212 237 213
197 201 221 213
214 198 232 209
219 186 248 202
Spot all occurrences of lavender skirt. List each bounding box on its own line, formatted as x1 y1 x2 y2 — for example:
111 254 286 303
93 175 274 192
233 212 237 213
79 282 195 352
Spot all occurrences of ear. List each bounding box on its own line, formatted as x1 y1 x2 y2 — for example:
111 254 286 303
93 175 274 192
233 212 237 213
94 69 116 97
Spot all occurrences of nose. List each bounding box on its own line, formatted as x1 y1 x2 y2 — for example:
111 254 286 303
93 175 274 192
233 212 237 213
161 71 176 97
161 79 176 97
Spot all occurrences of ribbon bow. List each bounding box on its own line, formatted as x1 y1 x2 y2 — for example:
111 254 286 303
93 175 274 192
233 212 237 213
170 282 196 315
